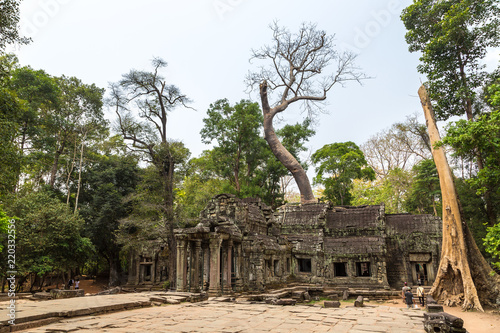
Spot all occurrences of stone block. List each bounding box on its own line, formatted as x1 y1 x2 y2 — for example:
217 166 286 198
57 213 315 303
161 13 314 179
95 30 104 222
426 304 444 313
326 294 339 301
50 289 85 299
275 298 296 306
342 290 349 300
354 296 364 307
323 301 341 308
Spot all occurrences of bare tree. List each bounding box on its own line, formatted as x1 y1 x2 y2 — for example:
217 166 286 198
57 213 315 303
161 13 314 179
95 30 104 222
247 22 365 204
109 57 191 286
362 115 431 177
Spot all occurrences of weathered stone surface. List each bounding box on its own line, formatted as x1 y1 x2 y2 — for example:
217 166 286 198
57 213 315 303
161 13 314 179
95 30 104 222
168 194 441 295
50 289 84 299
324 301 341 308
354 296 364 307
424 312 464 328
33 291 53 300
426 303 444 313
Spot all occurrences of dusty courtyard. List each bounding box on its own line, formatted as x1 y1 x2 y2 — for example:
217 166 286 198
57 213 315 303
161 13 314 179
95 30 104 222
1 293 499 333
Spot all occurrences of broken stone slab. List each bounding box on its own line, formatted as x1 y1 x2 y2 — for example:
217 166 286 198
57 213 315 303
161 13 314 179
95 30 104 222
426 303 444 313
303 291 311 302
342 290 349 301
354 296 364 307
149 296 167 304
326 294 339 301
424 319 467 333
274 298 296 306
424 312 464 328
324 301 341 308
96 287 121 295
211 297 232 302
33 291 53 300
50 289 85 299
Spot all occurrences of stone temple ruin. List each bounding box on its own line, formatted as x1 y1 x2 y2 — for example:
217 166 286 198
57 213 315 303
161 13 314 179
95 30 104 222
128 194 441 295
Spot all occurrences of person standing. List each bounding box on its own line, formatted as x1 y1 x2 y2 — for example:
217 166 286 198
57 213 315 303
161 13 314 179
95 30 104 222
75 278 80 290
417 285 425 306
402 282 411 300
405 289 414 309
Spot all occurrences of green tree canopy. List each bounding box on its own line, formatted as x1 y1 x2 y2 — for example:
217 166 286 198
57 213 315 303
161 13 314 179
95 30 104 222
0 0 30 52
405 159 442 216
402 0 500 121
312 141 375 205
5 189 94 290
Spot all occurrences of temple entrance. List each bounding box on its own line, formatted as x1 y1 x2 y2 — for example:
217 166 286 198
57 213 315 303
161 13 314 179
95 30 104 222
409 253 434 285
414 263 428 285
139 263 152 282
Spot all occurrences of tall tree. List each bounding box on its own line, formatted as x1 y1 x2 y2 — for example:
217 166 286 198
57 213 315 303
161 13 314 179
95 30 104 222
110 57 191 286
402 0 500 121
247 22 364 204
78 150 139 286
419 85 500 311
0 0 30 53
402 0 500 225
312 141 375 205
200 99 265 194
405 159 441 216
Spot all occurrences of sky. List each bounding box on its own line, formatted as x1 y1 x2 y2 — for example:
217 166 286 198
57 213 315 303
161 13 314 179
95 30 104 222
10 0 500 165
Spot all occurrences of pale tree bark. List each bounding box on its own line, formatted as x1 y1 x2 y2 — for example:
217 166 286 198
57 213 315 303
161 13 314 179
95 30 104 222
260 81 316 203
419 85 500 311
250 22 365 205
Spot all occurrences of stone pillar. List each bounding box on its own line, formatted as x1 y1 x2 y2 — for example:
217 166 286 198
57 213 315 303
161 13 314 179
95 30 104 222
234 243 243 290
208 235 222 296
223 240 233 294
203 243 210 289
191 240 202 292
176 237 188 292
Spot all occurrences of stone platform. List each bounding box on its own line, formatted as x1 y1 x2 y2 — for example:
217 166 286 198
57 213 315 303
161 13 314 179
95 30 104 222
0 292 427 332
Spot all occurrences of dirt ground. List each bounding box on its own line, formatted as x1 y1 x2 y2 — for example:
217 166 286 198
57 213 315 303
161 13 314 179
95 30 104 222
381 299 500 333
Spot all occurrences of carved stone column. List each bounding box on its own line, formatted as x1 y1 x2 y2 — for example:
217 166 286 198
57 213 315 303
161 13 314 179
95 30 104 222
223 240 233 294
203 243 210 289
234 243 243 291
176 237 188 292
208 235 222 296
191 240 202 292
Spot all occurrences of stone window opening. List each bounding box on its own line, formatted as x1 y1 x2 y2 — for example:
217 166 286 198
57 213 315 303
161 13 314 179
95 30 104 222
298 258 312 273
356 262 371 277
334 262 348 277
274 260 280 276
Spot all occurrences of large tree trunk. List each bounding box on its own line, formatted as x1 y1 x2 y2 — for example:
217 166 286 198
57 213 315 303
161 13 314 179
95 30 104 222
108 254 121 286
259 81 316 204
419 85 500 311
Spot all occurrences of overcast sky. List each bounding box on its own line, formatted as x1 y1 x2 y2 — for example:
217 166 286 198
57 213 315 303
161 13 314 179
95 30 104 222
10 0 500 164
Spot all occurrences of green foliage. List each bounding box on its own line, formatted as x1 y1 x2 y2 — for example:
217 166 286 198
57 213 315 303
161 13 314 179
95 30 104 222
78 152 139 258
201 99 265 193
0 0 30 52
351 168 413 213
312 142 375 205
0 206 13 252
402 0 500 120
443 111 500 201
198 98 315 208
484 223 500 271
405 159 442 216
4 190 94 276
